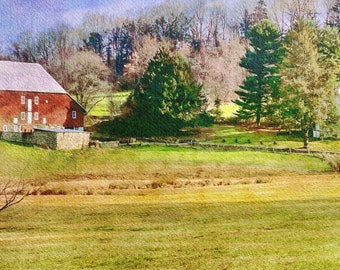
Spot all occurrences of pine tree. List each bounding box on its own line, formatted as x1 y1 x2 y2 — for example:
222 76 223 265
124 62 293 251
235 19 283 127
122 47 209 136
279 19 338 148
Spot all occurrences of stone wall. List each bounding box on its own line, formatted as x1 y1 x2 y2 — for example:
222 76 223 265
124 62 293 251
1 130 90 150
23 130 58 149
1 132 24 143
56 131 90 150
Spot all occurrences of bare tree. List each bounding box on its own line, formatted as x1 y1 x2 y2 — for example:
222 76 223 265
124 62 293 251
269 0 290 33
205 0 230 46
286 0 317 22
12 31 37 63
188 0 207 50
0 179 35 212
269 0 319 32
65 51 113 112
81 12 114 35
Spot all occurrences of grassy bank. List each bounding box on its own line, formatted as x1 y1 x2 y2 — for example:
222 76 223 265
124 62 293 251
0 140 333 184
191 125 340 152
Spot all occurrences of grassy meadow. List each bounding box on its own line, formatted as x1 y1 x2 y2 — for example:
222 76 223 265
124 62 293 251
89 91 130 117
0 139 340 269
191 125 340 152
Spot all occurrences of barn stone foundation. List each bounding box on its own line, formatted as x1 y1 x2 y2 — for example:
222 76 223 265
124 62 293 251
1 129 90 150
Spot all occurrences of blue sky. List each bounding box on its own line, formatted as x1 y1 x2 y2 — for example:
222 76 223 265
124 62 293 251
0 0 162 52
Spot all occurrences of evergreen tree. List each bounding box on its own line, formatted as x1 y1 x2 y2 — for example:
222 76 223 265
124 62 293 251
318 26 340 82
120 47 209 136
279 19 338 148
235 19 284 127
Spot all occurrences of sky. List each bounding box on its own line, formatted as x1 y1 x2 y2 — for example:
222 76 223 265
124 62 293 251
0 0 162 52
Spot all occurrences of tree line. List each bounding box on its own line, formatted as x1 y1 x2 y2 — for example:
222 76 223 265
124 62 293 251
5 0 338 105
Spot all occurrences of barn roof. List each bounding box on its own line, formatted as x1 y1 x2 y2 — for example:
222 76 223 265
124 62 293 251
0 61 67 94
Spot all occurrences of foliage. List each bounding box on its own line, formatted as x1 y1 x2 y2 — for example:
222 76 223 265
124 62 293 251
318 26 340 82
279 19 339 148
65 51 112 112
235 19 284 126
113 47 210 136
84 21 135 77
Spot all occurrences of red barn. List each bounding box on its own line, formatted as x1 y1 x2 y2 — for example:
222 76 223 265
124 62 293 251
0 61 86 132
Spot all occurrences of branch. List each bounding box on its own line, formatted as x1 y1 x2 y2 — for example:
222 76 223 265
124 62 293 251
86 96 106 113
0 179 38 212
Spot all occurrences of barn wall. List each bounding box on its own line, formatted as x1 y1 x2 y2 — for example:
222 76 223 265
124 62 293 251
0 91 85 130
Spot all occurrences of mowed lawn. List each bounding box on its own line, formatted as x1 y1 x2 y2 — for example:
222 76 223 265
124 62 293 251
1 181 340 270
0 141 340 269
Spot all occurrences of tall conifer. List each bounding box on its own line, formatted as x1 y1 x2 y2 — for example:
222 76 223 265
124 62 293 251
235 19 283 127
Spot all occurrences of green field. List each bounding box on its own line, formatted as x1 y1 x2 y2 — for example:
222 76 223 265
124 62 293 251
0 141 334 184
89 91 130 117
189 125 340 152
0 141 340 269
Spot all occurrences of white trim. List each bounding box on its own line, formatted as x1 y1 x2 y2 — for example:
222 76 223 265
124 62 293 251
27 112 32 124
27 99 32 112
72 111 77 119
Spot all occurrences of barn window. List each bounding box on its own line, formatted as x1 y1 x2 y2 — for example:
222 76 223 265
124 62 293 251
34 112 39 120
21 112 25 120
21 96 25 104
72 111 77 119
34 96 39 105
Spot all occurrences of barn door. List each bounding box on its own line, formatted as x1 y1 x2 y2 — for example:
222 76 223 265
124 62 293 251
27 99 32 124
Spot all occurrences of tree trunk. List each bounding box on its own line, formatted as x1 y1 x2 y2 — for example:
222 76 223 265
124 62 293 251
303 129 309 149
256 113 261 127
